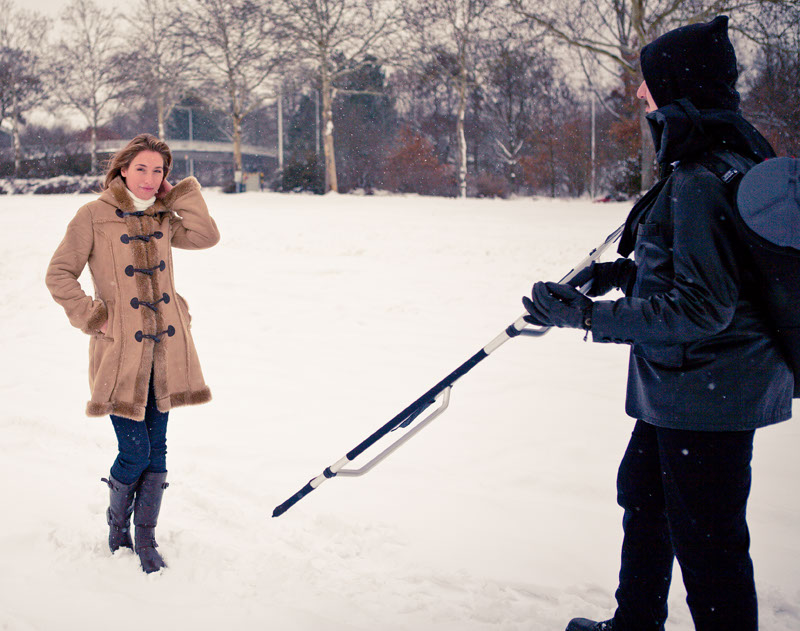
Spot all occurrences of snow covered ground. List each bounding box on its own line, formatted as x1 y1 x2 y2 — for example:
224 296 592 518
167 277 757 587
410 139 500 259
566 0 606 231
1 189 798 631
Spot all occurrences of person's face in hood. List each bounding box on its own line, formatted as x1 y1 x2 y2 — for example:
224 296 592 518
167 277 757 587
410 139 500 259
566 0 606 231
637 81 658 113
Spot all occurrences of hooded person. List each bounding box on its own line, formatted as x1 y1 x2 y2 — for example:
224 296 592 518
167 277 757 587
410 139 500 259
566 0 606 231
520 16 793 631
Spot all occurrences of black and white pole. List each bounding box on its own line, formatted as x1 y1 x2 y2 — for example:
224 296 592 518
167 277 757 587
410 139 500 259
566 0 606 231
272 223 625 518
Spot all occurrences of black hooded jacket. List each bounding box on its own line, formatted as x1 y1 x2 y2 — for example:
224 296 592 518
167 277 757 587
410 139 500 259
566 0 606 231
591 105 793 430
589 17 793 430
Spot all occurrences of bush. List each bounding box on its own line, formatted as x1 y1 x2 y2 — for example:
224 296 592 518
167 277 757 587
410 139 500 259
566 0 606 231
603 157 640 199
275 154 324 194
0 175 103 194
475 171 510 199
34 180 94 194
381 128 456 197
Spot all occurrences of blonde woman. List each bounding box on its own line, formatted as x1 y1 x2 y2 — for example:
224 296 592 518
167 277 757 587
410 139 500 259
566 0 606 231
46 134 220 573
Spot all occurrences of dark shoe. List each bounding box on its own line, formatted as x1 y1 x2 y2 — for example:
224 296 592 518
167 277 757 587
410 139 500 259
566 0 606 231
133 471 169 573
566 619 614 631
101 474 139 552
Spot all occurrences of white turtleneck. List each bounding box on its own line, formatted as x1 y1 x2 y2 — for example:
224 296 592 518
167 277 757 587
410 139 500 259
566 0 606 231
126 188 156 212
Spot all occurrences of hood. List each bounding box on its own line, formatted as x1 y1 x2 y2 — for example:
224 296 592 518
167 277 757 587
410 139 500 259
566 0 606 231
640 15 740 112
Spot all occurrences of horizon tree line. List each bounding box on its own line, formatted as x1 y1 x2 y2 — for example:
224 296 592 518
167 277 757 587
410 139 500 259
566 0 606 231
0 0 797 198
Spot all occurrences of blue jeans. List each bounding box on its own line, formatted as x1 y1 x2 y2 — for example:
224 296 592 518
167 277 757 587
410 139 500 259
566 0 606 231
109 374 168 484
613 419 756 631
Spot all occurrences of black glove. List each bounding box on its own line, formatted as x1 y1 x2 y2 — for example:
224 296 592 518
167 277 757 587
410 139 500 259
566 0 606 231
522 281 593 330
569 258 637 297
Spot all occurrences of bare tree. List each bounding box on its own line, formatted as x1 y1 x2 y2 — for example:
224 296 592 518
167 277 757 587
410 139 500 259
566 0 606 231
508 0 763 190
740 2 800 156
178 0 287 181
52 0 122 174
405 0 500 198
481 40 556 192
734 0 800 53
120 0 195 140
270 0 403 193
0 0 50 176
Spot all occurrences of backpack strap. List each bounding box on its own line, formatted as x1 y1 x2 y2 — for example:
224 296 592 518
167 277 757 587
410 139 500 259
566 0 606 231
699 150 757 190
697 151 763 295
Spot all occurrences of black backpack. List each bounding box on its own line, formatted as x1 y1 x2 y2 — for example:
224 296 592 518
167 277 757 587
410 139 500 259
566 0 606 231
704 152 800 397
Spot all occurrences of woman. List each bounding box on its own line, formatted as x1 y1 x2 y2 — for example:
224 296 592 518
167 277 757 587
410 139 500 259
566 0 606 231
46 134 220 573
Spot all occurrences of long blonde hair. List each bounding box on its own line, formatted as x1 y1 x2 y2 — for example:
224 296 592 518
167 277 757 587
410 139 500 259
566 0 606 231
104 134 173 190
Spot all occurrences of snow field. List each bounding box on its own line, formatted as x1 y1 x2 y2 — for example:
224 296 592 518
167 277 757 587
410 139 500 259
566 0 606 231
0 190 797 630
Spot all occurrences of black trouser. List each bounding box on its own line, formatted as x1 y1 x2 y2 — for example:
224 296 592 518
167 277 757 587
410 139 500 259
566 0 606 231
109 374 169 485
612 419 757 631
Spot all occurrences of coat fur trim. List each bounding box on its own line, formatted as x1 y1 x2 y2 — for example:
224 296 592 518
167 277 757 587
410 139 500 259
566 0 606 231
162 177 201 207
86 386 212 419
86 400 144 420
106 177 173 217
167 386 212 409
83 301 108 334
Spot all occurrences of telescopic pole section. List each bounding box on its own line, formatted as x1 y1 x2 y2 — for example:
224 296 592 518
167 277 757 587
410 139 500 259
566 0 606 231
272 223 625 518
272 351 490 518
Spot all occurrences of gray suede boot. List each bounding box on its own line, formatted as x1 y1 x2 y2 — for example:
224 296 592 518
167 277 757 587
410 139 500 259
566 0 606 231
101 474 139 552
133 471 169 573
566 619 614 631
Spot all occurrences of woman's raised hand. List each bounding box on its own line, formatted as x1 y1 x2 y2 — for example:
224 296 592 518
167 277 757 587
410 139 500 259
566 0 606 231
157 179 173 199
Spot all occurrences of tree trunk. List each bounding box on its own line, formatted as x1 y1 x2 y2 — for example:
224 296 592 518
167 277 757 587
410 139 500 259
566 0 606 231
321 69 338 193
90 122 98 175
277 83 284 177
157 95 166 141
233 113 243 175
456 63 468 199
11 91 21 176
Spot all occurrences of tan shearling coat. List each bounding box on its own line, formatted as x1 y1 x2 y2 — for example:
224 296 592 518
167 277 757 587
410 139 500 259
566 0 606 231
46 176 220 421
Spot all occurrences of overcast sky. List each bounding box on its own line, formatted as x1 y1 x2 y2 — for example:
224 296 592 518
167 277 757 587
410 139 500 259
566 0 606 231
25 0 123 21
